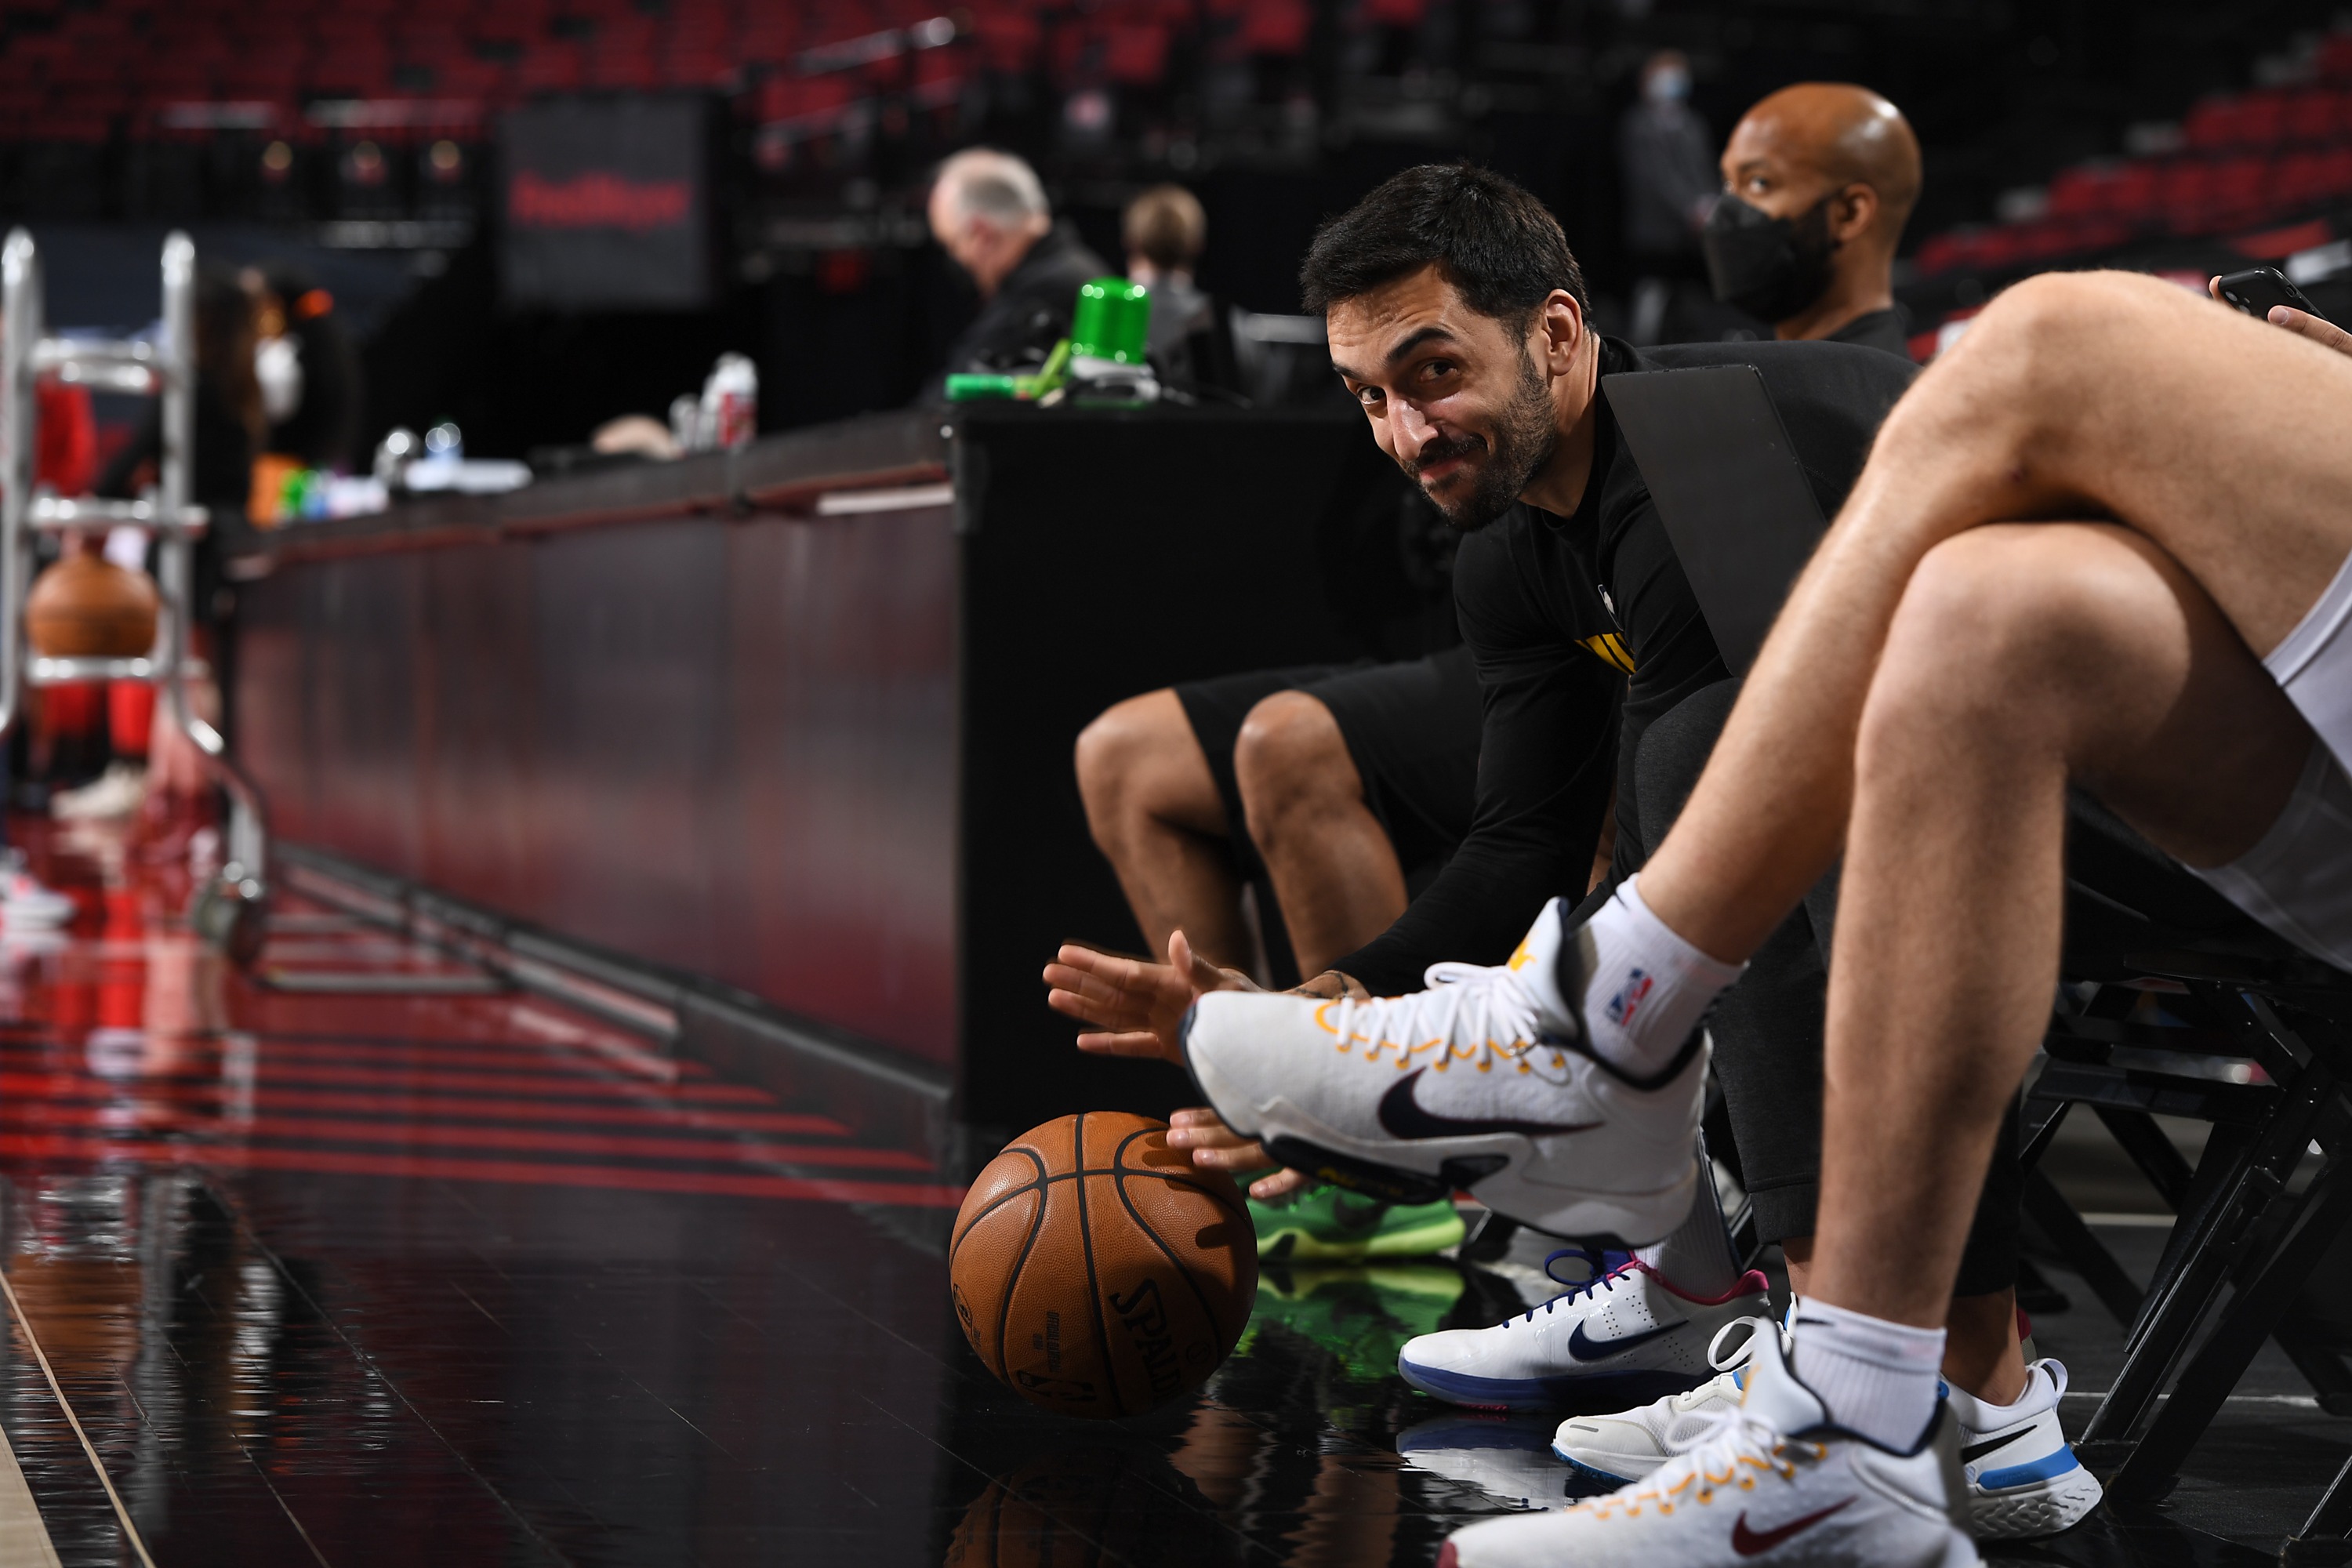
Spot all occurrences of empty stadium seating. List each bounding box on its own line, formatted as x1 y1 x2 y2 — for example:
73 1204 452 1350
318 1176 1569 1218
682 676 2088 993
1915 42 2352 281
0 0 1383 147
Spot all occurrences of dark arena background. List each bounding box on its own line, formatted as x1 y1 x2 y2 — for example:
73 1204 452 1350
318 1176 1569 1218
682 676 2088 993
0 0 2340 1563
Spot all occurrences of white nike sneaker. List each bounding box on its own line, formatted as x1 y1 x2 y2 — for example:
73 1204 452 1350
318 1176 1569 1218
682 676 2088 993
51 762 146 822
1397 1413 1587 1510
1 867 75 928
1552 1316 1777 1483
1559 1329 2100 1541
1438 1333 1980 1568
1181 898 1707 1242
1399 1258 1771 1410
1944 1359 2103 1538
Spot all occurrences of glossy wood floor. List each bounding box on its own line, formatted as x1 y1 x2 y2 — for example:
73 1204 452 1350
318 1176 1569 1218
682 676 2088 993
0 820 2336 1565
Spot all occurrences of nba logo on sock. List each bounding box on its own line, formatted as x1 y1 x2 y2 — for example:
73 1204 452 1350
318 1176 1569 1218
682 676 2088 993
1606 969 1653 1027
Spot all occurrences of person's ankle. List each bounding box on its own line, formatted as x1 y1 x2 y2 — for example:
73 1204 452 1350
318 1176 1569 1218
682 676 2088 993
1942 1289 2028 1406
1627 866 1748 969
1945 1352 2030 1408
1568 877 1744 1079
1790 1299 1946 1451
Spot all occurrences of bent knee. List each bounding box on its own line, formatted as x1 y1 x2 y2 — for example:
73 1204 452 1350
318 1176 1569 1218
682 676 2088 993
1868 526 2159 740
1949 270 2187 387
1075 689 1198 810
1233 691 1356 808
1897 528 2125 669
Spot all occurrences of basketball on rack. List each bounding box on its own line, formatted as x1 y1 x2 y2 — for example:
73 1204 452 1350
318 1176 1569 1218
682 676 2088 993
950 1112 1257 1418
26 554 158 659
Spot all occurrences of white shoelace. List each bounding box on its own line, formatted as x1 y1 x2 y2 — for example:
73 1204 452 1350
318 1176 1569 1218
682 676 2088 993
1326 958 1547 1069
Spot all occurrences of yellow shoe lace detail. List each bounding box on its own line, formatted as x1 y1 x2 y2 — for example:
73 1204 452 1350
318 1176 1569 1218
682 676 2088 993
1316 959 1559 1073
1573 1409 1825 1522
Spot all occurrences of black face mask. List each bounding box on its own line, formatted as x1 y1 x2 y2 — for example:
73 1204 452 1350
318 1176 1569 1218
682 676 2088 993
1702 193 1838 324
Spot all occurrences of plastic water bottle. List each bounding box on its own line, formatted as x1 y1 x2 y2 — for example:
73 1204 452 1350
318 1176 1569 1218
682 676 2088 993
701 354 758 450
669 394 702 453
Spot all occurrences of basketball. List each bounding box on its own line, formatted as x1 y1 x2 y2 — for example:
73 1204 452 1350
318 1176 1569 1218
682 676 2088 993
26 554 158 659
950 1112 1257 1418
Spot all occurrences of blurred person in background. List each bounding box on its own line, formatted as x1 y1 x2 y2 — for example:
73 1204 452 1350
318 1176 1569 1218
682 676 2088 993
1617 49 1718 345
1123 182 1239 397
247 263 361 474
96 263 262 827
1705 82 1922 354
925 147 1109 396
1124 183 1213 352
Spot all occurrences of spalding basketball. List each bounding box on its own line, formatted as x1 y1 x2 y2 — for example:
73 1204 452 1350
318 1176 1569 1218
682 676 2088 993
951 1112 1255 1418
27 554 158 659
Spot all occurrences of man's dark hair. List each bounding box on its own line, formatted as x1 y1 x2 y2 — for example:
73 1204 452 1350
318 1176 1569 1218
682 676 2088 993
1299 163 1592 328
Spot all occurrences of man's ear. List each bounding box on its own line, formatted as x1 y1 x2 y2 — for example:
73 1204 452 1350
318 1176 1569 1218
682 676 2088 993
1537 290 1584 373
1831 183 1878 245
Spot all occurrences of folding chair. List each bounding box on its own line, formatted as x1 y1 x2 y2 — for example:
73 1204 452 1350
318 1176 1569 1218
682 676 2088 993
2021 793 2352 1559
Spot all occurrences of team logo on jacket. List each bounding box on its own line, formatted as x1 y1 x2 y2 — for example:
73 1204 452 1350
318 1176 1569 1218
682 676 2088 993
1606 968 1654 1027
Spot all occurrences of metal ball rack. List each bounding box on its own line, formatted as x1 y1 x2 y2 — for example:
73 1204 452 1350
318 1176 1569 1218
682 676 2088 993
0 229 268 960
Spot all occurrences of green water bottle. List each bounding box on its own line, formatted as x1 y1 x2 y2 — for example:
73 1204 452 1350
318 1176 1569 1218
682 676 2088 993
1069 278 1152 367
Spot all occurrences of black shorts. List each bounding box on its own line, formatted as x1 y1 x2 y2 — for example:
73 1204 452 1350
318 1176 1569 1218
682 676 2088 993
1172 644 1483 884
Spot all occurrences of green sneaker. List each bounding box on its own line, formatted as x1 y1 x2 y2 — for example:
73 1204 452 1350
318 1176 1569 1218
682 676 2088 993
1249 1184 1467 1261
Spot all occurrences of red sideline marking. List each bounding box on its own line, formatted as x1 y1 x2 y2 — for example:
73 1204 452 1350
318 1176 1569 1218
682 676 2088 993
0 1105 932 1171
0 1058 771 1102
0 1036 697 1078
26 1032 716 1075
0 1074 853 1137
0 1131 965 1207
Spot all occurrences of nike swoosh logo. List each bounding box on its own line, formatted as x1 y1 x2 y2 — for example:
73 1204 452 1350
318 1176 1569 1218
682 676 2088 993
1376 1069 1602 1140
1566 1319 1680 1361
1960 1427 2034 1465
1732 1499 1853 1555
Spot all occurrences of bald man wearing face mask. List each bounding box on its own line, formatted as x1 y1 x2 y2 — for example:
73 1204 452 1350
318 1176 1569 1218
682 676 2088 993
1704 83 1922 356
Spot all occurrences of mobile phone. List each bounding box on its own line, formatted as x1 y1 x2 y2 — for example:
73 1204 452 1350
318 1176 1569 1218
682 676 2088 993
2215 266 2334 325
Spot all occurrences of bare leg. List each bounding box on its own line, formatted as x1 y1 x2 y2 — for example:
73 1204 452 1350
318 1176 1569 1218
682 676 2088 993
1812 523 2312 1327
1232 691 1409 977
1074 690 1255 971
1640 270 2352 962
1784 1240 2025 1403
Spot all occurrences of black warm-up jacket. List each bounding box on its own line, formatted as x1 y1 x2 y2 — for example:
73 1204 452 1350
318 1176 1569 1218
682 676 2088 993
1333 336 1917 994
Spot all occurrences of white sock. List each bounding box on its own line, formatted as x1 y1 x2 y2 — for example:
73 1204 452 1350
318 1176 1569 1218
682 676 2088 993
1791 1299 1947 1450
1635 1134 1742 1297
1570 877 1744 1079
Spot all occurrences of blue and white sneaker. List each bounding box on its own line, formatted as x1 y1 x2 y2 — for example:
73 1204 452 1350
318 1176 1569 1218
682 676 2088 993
1943 1359 2103 1538
1398 1257 1772 1411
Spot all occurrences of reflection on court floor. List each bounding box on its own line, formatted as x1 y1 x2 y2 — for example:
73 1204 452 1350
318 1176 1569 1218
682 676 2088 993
0 820 2322 1566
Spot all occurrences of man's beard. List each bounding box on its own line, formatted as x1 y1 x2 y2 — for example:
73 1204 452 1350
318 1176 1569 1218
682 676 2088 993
1402 350 1559 532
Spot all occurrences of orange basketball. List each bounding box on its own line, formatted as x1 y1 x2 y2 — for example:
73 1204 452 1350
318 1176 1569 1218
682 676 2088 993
950 1112 1256 1418
27 554 158 659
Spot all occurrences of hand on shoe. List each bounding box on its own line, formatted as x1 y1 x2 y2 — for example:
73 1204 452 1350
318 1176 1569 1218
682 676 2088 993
1043 930 1327 1200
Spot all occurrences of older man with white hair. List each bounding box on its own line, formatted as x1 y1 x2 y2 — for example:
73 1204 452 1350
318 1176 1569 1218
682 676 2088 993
926 147 1109 394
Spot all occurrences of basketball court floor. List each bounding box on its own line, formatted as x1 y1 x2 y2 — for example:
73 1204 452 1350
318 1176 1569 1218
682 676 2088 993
0 819 2329 1566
